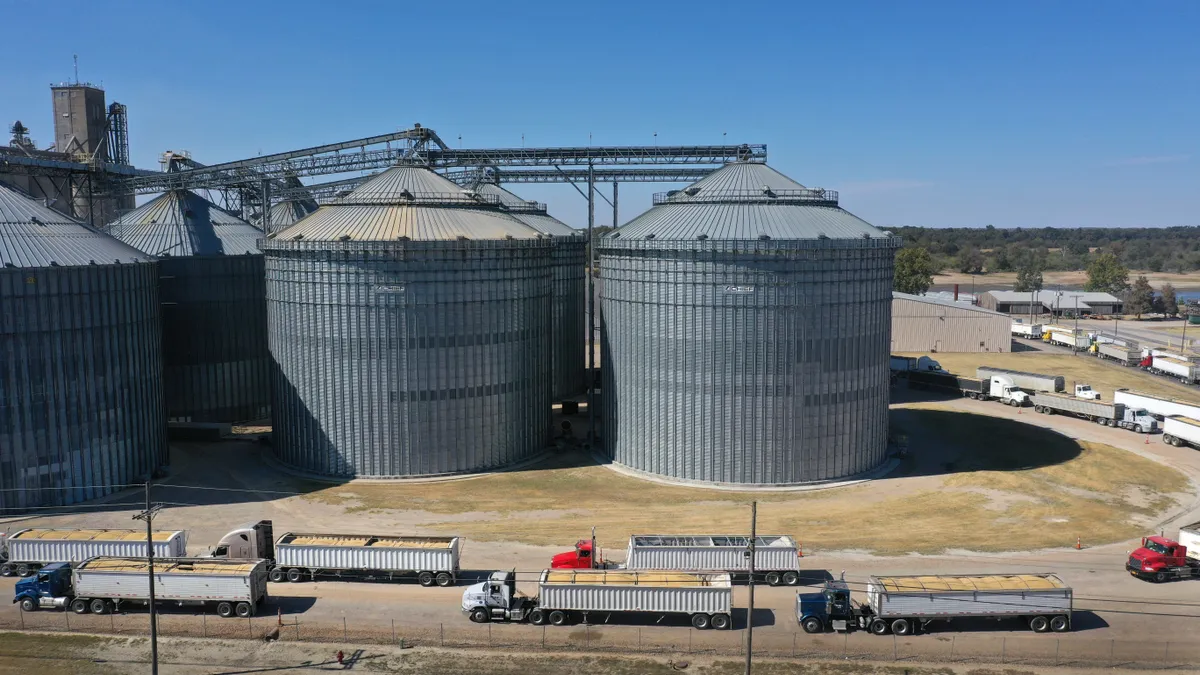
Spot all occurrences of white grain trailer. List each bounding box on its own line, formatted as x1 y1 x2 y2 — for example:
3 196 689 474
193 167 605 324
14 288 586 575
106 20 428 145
1162 416 1200 450
624 534 801 585
1150 356 1200 384
1097 343 1141 366
273 532 461 586
976 367 1064 393
864 574 1072 635
0 528 188 577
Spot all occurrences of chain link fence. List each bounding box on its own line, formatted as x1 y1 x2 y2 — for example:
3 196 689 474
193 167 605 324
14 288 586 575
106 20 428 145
1 603 1196 669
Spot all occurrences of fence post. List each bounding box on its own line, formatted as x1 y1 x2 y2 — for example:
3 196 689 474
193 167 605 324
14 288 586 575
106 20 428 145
248 615 252 639
843 631 849 656
638 627 642 651
585 624 590 649
792 633 796 658
950 635 955 661
18 607 23 630
295 617 300 641
392 619 396 645
688 629 692 654
488 623 492 645
1055 639 1060 666
1110 639 1114 667
1165 641 1170 663
109 612 114 633
542 625 546 649
343 616 347 642
893 633 897 660
1001 637 1006 664
65 609 70 632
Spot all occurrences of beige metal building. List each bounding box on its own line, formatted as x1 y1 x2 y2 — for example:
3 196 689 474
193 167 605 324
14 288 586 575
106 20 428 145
892 292 1012 353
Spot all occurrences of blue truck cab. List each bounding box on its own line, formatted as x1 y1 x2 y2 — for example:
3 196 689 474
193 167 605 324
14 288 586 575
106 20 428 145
13 561 73 612
796 578 858 633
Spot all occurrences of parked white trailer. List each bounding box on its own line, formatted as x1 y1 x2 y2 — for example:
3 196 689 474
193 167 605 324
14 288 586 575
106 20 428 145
1097 343 1142 366
976 367 1064 393
1114 389 1200 421
1163 416 1200 450
462 570 733 630
1094 332 1138 349
1048 329 1090 350
1011 323 1043 338
14 557 269 618
0 529 188 577
624 535 800 584
1150 356 1200 384
890 355 942 375
273 532 461 586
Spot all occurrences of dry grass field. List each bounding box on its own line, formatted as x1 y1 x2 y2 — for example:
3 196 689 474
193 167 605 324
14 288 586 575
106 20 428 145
934 270 1200 290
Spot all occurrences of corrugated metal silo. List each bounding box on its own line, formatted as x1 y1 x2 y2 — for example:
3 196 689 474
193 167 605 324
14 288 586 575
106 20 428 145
0 182 166 510
473 181 586 399
107 191 269 423
261 165 555 477
266 198 317 231
598 162 899 485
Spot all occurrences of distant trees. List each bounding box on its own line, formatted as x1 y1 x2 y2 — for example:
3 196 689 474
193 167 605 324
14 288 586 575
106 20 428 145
1158 283 1178 317
1085 253 1130 295
1014 253 1045 293
1127 275 1155 318
894 247 936 295
956 247 985 274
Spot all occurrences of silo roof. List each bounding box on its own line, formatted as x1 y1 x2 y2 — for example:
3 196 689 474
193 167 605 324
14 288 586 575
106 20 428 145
606 162 890 242
473 183 579 237
106 190 262 256
0 181 150 268
268 199 317 228
269 165 544 242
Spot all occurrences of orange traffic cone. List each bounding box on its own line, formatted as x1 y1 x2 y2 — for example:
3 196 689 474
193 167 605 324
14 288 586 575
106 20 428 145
1145 434 1150 445
278 607 283 627
1076 537 1082 550
797 542 803 558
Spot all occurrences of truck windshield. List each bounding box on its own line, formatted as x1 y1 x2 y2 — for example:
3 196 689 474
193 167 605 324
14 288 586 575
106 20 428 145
1132 409 1148 417
1143 540 1171 555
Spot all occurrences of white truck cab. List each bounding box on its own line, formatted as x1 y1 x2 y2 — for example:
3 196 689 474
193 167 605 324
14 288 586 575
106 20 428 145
1074 384 1100 400
988 375 1029 406
462 571 536 623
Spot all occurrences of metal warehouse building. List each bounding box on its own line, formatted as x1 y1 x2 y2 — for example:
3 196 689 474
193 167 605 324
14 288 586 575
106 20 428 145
980 290 1123 316
599 161 898 486
0 182 166 510
891 292 1011 353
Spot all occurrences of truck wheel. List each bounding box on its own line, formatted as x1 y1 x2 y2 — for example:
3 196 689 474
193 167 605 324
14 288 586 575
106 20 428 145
217 602 234 618
1172 437 1184 447
90 599 109 615
19 598 36 613
764 572 782 586
469 607 489 623
1107 419 1117 428
235 602 254 618
1154 571 1167 583
802 617 824 634
0 564 12 577
1029 615 1050 632
417 571 435 587
71 599 89 614
528 608 547 625
268 567 285 583
15 563 31 577
710 613 731 630
286 568 303 583
691 613 711 630
869 618 889 635
890 618 912 636
435 572 453 587
548 610 569 626
783 571 800 586
1050 615 1070 632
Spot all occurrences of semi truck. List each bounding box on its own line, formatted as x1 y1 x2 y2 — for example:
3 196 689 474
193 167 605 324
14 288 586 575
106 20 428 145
1114 389 1200 421
890 355 942 375
796 574 1072 636
976 367 1064 393
1126 523 1200 582
552 534 802 586
1149 356 1200 384
1095 342 1142 366
1011 323 1043 338
1072 384 1101 400
13 557 270 617
0 528 188 578
1045 328 1090 350
462 570 733 629
907 371 1029 406
207 521 462 587
1093 332 1138 349
1162 416 1200 450
1029 393 1158 433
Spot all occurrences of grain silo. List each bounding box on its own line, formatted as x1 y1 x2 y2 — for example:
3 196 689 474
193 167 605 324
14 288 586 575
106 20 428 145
0 182 166 510
598 162 899 486
473 181 586 399
107 190 269 424
265 198 317 232
261 165 554 477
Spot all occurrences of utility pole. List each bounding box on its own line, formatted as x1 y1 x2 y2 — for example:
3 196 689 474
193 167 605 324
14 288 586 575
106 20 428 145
133 482 162 675
744 501 757 675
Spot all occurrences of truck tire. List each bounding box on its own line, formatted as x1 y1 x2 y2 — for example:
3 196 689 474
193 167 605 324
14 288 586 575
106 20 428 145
765 572 782 586
417 571 435 587
1171 436 1184 447
15 563 31 577
548 610 569 626
802 617 824 634
783 571 800 586
0 563 12 577
890 618 912 636
235 602 254 618
1050 615 1069 632
217 602 234 618
1154 571 1167 583
1029 615 1050 632
19 598 36 613
869 618 889 635
286 568 303 583
90 599 109 615
1106 419 1117 428
711 613 731 630
435 572 453 587
469 607 489 623
268 567 285 583
691 613 711 630
71 599 89 614
528 608 547 625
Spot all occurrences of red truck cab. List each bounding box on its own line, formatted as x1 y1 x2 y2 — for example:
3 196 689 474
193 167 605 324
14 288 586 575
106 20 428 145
1127 536 1197 582
551 539 601 569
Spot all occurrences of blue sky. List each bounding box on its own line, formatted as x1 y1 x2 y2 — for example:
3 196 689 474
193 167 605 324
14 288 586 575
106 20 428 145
2 1 1197 228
